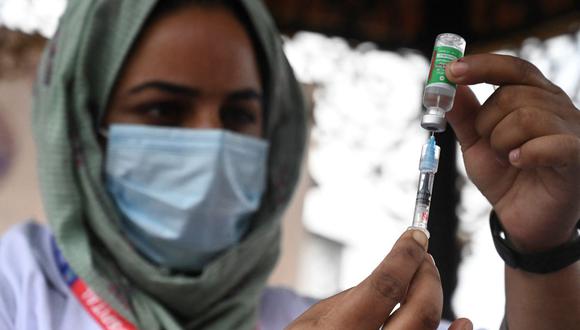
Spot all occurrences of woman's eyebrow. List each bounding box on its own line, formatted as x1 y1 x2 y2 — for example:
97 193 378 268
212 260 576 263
227 89 263 103
128 81 200 97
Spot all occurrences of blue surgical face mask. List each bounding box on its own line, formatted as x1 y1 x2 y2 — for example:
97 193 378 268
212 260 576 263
104 124 269 271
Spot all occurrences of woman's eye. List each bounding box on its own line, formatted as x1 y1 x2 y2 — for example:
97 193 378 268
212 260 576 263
221 107 258 128
135 102 184 125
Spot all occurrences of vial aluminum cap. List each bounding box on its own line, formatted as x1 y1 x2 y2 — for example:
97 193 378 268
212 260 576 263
421 114 447 132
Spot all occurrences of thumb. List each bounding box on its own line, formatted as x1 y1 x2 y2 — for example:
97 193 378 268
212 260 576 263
323 230 429 329
448 318 474 330
446 85 482 151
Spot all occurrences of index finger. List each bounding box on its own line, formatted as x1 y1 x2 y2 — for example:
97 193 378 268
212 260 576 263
446 54 561 94
383 255 443 330
324 229 429 329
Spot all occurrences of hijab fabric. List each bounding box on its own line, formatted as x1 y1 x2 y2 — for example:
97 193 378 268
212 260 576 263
32 1 307 329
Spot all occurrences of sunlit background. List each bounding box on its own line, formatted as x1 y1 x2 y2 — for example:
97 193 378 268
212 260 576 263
0 1 579 329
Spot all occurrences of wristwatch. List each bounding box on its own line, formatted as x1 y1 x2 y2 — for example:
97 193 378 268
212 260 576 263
490 211 580 274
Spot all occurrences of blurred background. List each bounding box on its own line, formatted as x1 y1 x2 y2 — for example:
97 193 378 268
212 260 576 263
0 0 579 328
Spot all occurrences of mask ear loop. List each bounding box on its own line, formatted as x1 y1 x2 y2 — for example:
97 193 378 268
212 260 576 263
98 127 109 139
96 126 109 158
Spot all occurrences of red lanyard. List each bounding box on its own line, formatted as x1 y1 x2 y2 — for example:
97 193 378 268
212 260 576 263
52 238 137 330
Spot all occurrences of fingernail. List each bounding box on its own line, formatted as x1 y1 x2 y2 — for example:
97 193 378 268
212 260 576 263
450 61 468 76
428 254 436 267
463 320 474 330
428 254 440 277
411 230 429 250
509 148 520 163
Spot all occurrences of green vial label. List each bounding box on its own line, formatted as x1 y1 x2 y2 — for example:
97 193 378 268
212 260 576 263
426 46 463 87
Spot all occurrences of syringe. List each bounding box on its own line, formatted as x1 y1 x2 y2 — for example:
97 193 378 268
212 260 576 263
409 134 440 238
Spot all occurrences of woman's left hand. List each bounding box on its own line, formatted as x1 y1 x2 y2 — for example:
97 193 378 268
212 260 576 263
446 54 580 252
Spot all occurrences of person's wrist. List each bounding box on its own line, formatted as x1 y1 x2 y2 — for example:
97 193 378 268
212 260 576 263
490 211 580 274
495 210 580 253
509 224 579 254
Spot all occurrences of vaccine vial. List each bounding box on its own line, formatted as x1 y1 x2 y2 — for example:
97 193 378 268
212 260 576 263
421 33 466 132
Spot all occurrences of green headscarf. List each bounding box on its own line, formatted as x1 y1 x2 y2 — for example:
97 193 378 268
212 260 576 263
32 0 306 329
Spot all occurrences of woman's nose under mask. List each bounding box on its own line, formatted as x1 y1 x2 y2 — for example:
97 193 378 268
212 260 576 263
105 124 269 271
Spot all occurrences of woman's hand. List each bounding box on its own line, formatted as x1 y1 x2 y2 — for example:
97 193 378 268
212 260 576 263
287 230 473 330
446 54 580 252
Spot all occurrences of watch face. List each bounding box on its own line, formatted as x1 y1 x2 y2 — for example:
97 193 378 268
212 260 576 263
0 115 12 181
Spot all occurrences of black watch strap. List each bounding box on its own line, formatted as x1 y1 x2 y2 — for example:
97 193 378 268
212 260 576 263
490 211 580 274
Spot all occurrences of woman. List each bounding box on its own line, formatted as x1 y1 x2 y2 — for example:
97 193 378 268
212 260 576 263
4 0 307 328
1 0 579 329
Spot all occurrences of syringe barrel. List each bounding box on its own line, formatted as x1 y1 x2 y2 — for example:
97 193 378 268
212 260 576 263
416 172 435 202
412 172 435 231
411 136 440 233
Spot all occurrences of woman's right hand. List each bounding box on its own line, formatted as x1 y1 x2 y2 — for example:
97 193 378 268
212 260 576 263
286 230 473 330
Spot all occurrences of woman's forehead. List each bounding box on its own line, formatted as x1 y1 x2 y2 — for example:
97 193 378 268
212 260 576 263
113 5 262 95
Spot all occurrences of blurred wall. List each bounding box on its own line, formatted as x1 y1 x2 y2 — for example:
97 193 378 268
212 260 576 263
0 77 45 232
0 28 45 233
